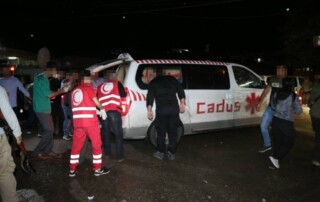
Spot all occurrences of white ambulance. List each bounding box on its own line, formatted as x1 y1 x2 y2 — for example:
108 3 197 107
87 53 267 146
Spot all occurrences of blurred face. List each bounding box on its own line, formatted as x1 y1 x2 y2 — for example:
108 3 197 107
82 76 92 84
45 68 57 77
276 65 287 79
2 68 11 77
105 71 116 80
90 72 99 80
57 71 65 79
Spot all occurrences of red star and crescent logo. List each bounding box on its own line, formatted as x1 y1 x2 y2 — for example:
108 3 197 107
72 89 83 106
101 82 113 94
245 92 260 115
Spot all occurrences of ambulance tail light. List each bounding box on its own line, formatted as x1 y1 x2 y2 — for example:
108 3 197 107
121 87 132 116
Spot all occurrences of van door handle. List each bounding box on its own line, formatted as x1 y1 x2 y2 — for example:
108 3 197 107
225 93 232 99
237 94 245 99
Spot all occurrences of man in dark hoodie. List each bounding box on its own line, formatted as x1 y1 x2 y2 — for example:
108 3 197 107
268 77 302 169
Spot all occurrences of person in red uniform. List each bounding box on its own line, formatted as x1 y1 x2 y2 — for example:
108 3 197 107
69 74 109 177
97 70 127 162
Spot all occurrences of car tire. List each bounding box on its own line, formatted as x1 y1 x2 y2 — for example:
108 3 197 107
147 121 184 148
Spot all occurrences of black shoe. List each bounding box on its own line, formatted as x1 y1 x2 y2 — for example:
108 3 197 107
167 151 175 160
258 145 272 153
94 167 110 176
117 158 125 163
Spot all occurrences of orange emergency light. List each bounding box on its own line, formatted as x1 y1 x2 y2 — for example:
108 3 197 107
9 65 15 72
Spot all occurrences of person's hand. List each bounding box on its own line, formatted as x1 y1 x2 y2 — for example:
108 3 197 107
63 85 71 92
147 109 154 120
256 103 261 112
179 103 186 113
15 135 22 145
100 109 107 120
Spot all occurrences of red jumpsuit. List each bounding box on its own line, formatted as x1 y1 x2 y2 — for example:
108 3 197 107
69 83 102 171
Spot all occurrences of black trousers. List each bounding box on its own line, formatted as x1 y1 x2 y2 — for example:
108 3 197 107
51 102 63 135
311 117 320 161
155 106 180 153
271 116 295 160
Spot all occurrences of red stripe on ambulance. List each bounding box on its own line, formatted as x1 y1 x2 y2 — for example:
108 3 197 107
136 60 226 66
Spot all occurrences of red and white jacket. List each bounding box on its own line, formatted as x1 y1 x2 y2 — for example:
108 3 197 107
97 80 122 113
71 83 99 127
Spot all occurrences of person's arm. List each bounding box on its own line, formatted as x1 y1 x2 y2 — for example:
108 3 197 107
0 87 22 144
146 82 155 120
309 81 320 104
293 95 303 115
256 85 271 112
93 97 107 120
118 81 127 97
35 75 65 99
93 97 104 110
179 98 186 113
49 88 66 99
175 80 186 113
16 78 31 99
147 105 153 120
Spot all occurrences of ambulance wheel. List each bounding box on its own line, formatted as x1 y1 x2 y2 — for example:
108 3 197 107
147 121 184 148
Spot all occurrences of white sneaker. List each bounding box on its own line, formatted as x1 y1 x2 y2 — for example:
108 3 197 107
312 160 320 167
63 136 72 141
153 151 164 160
269 156 280 169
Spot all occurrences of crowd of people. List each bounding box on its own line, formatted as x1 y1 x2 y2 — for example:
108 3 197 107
1 61 320 201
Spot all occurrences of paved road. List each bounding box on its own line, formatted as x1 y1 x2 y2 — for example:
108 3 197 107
13 106 320 202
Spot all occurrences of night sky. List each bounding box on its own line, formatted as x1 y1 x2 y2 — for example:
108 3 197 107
0 0 317 59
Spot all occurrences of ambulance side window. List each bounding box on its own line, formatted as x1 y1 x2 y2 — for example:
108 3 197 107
186 65 230 90
232 66 264 89
136 64 184 89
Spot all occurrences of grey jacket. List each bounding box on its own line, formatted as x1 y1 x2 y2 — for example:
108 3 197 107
273 93 302 122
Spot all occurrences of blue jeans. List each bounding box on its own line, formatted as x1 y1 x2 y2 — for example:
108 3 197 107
260 106 274 147
101 111 124 160
61 104 72 137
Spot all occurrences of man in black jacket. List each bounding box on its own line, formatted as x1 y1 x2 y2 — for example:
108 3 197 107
146 75 186 160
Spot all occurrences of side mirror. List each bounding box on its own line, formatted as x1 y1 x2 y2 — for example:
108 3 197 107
260 80 266 88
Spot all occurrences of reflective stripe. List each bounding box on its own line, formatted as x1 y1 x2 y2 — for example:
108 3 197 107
70 159 79 164
93 159 102 164
102 101 121 106
72 107 96 112
73 114 94 118
99 95 121 101
93 154 102 159
70 154 80 159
